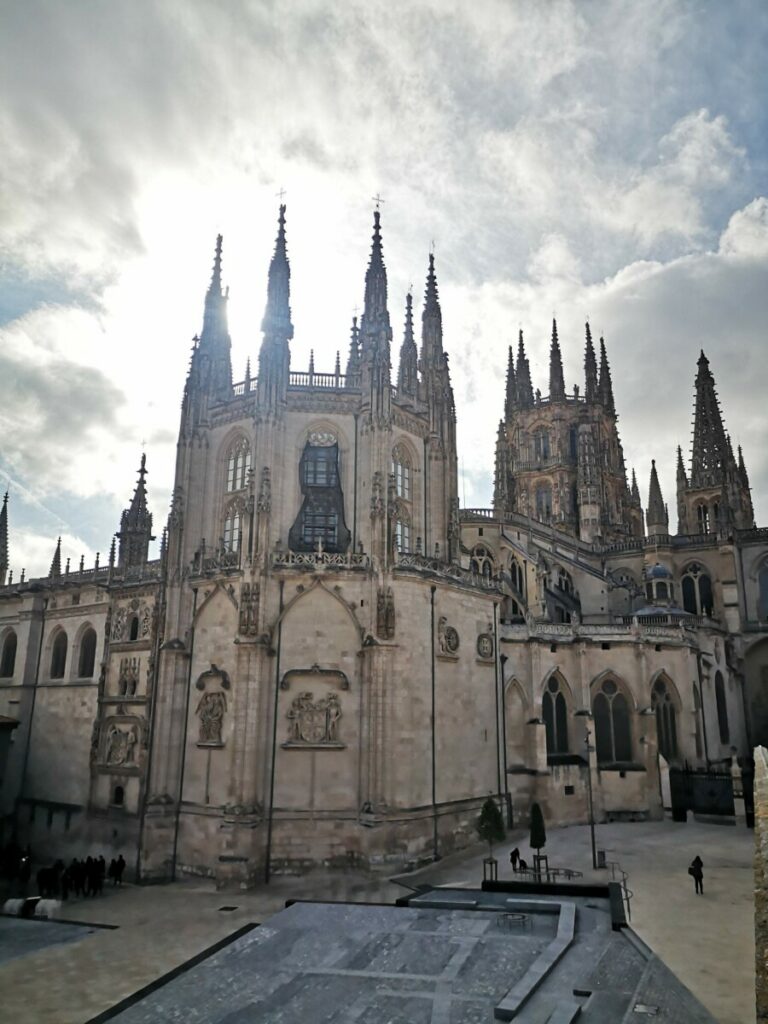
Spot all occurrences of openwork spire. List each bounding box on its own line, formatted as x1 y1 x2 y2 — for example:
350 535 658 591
190 233 233 405
598 336 615 416
630 469 641 505
360 209 391 342
516 329 533 408
676 444 688 484
397 292 419 397
646 460 668 530
49 536 62 579
345 315 361 382
504 344 516 419
738 444 750 489
549 318 566 401
690 350 730 488
118 453 154 570
584 322 598 403
201 234 226 339
261 204 294 339
0 491 8 586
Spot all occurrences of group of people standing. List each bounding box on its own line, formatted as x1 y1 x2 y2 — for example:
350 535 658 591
0 841 127 899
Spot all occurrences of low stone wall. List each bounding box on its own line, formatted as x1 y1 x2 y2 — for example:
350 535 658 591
755 745 768 1020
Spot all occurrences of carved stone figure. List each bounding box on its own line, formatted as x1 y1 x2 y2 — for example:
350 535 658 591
105 724 138 766
111 606 127 641
140 605 152 637
118 657 139 696
285 690 343 745
370 471 384 518
196 690 227 745
257 466 271 514
438 616 460 654
376 587 396 639
239 583 260 635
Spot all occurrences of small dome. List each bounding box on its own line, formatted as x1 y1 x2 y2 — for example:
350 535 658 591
647 562 672 580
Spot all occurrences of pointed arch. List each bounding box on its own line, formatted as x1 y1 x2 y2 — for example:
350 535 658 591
590 672 634 765
504 675 529 708
540 669 572 756
48 627 68 680
219 430 253 494
268 577 365 644
73 622 99 679
0 628 17 678
649 671 680 762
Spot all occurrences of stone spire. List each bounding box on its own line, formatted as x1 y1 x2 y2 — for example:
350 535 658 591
345 315 361 385
631 469 641 505
598 336 615 416
0 491 8 586
646 460 668 535
515 330 533 408
738 444 750 489
197 234 233 401
49 536 62 579
549 319 566 401
397 292 419 398
690 350 730 489
504 345 516 420
360 209 392 352
258 206 294 411
584 322 598 404
420 252 456 443
117 453 155 570
420 252 443 370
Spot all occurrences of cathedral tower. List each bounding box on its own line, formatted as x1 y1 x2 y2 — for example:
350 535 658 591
117 454 154 570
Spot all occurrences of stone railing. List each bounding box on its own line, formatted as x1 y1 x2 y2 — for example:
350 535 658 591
289 370 348 389
232 378 258 397
189 548 241 577
737 527 768 545
272 550 370 570
0 558 165 591
501 617 698 642
394 552 501 592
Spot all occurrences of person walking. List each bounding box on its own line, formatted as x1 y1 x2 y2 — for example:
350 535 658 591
509 847 520 872
689 855 704 894
115 854 126 885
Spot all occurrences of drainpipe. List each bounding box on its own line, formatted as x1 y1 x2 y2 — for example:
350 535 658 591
430 585 438 860
695 650 710 767
170 585 198 881
493 602 502 800
352 413 359 553
17 593 47 817
264 579 285 883
499 651 511 827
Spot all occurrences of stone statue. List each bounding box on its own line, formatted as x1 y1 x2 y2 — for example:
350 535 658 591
111 606 127 642
196 690 227 745
239 583 260 636
370 472 384 518
257 466 271 514
286 690 342 745
376 588 396 639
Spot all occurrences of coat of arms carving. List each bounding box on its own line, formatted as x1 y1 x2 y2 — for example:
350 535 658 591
283 690 343 748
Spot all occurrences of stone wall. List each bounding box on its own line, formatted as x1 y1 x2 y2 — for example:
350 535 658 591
755 745 768 1021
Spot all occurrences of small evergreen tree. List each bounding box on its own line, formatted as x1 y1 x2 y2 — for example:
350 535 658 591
529 802 546 851
477 797 505 857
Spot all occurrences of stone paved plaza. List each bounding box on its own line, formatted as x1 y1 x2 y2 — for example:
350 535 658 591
0 819 754 1024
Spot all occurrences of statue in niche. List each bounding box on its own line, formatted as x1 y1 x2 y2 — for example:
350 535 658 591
257 466 271 514
105 723 138 766
111 606 127 641
118 657 139 696
196 690 227 745
376 588 395 639
285 690 343 745
370 471 384 518
239 583 260 636
140 605 152 637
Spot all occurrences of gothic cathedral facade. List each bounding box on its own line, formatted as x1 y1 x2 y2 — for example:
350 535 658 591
1 207 767 884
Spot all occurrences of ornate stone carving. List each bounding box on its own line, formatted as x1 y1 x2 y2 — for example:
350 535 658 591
239 583 260 635
437 616 460 655
105 723 138 766
257 466 271 513
111 606 127 641
140 604 152 637
370 471 384 518
169 486 184 531
307 431 337 447
284 691 343 747
118 657 139 696
477 626 494 660
196 690 227 746
376 587 395 639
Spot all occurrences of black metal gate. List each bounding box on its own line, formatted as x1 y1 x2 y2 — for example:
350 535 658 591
669 766 735 821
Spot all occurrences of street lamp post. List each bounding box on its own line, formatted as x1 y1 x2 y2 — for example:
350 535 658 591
575 709 598 870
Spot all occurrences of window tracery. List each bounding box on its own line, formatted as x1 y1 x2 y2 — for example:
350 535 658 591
542 675 569 756
681 563 714 616
50 630 68 680
651 677 678 761
226 438 252 492
470 544 495 580
223 498 246 553
593 677 632 764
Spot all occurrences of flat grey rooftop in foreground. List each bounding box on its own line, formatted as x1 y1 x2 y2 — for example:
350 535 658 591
0 916 97 967
104 888 718 1023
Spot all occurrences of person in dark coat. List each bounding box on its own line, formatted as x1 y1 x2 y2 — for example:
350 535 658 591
115 855 126 885
509 847 520 872
690 855 704 894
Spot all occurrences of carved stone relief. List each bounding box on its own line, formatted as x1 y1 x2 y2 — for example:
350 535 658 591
118 657 139 696
103 722 139 766
477 625 494 660
437 616 460 656
111 607 127 641
257 466 271 513
194 664 230 747
284 691 343 748
370 471 384 518
239 583 260 636
376 588 395 639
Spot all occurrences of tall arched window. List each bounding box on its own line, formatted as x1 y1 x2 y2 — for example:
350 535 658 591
129 616 140 642
78 628 97 678
593 678 632 764
681 563 714 616
50 631 68 680
394 506 411 554
470 545 495 580
715 671 729 745
651 678 678 762
556 568 574 595
759 561 768 620
533 429 550 461
509 557 524 594
542 676 569 756
0 630 17 678
697 504 710 533
391 444 412 501
223 501 243 553
226 438 251 492
535 483 552 523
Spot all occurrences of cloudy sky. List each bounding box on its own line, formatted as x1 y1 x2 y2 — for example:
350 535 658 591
1 0 766 577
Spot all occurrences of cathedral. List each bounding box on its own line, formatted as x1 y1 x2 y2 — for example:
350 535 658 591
0 206 766 886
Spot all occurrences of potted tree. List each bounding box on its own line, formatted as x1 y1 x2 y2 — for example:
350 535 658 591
477 796 506 882
529 802 548 881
